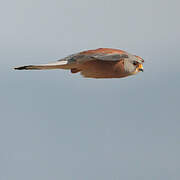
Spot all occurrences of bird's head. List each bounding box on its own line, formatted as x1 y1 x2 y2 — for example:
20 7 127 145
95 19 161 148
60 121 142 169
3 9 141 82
124 54 144 75
133 55 144 73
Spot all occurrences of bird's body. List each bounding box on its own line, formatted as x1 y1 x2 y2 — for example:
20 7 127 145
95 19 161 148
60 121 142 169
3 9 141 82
15 48 144 79
78 60 127 78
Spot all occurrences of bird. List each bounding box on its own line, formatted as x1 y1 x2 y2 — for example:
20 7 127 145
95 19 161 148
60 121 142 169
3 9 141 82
14 48 144 79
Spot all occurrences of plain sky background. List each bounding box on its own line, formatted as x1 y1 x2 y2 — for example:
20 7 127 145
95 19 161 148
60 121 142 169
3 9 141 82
0 0 180 179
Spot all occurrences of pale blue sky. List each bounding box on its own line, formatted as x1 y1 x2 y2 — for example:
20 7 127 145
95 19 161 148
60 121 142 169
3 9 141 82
0 0 180 179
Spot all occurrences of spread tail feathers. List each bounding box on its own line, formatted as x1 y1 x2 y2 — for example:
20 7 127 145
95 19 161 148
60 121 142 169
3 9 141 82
14 60 68 70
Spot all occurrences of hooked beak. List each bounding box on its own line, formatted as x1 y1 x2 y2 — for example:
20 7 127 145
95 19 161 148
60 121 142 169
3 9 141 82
138 64 144 72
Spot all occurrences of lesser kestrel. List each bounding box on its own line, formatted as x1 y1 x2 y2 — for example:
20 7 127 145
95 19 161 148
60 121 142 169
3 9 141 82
15 48 144 79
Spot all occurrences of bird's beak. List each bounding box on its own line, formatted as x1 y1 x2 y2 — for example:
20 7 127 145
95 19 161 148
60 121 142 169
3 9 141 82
138 64 144 72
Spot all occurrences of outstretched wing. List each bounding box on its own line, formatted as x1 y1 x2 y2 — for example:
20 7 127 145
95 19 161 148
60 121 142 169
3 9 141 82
14 60 69 70
14 48 131 70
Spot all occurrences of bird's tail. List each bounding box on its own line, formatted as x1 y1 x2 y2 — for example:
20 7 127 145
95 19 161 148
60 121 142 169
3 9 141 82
14 60 69 70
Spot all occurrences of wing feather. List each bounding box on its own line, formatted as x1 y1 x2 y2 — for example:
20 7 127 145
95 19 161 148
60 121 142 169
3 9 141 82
88 53 129 61
67 49 129 64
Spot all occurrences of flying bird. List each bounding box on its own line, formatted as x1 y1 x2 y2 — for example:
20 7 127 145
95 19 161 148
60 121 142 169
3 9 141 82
14 48 144 79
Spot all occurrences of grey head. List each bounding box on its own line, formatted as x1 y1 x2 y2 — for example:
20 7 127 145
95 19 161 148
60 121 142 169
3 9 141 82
124 54 144 74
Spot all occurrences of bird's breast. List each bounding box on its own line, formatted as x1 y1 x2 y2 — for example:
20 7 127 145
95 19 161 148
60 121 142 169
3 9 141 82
79 60 129 78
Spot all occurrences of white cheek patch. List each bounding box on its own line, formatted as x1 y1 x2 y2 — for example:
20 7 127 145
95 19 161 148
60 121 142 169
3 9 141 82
124 61 136 73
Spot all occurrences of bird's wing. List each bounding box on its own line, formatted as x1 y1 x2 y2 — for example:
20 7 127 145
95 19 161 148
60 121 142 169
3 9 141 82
14 48 131 70
70 48 130 64
14 60 69 70
87 53 129 61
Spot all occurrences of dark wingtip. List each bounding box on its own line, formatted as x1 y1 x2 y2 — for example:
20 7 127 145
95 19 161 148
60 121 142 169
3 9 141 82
14 66 30 70
14 66 25 70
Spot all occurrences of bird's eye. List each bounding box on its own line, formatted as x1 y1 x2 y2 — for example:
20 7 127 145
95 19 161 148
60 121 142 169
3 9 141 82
133 61 138 65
